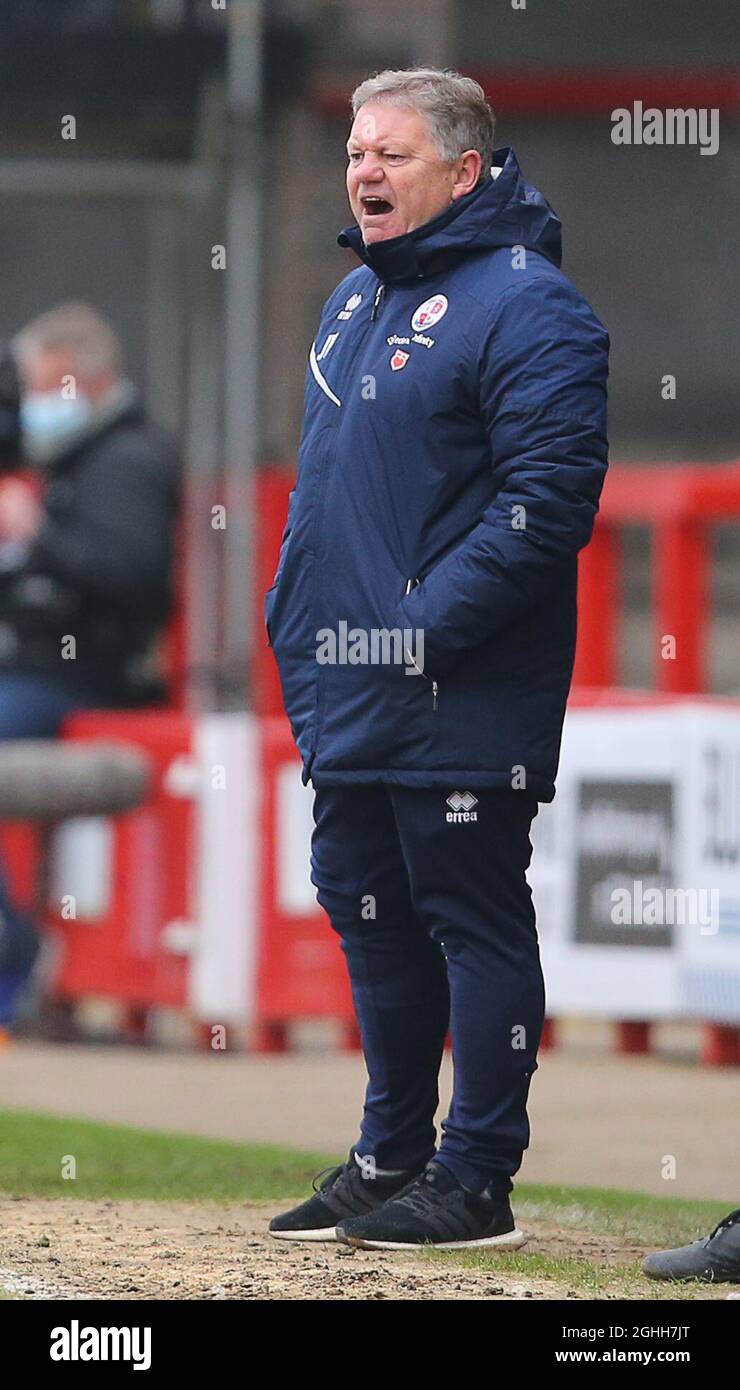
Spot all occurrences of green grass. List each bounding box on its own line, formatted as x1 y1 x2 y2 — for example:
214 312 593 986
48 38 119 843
0 1107 334 1202
0 1108 729 1235
426 1248 712 1299
0 1109 733 1298
513 1183 731 1247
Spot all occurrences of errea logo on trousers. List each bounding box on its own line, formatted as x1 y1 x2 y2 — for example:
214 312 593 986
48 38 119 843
446 791 478 823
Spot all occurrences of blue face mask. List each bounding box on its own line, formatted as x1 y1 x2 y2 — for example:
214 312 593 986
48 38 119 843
20 390 93 461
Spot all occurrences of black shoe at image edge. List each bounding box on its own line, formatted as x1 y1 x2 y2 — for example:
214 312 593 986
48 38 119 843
643 1208 740 1283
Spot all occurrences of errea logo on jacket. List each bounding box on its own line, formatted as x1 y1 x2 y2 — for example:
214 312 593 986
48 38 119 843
446 791 478 823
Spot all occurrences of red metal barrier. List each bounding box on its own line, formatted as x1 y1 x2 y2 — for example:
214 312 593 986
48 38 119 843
316 70 740 119
575 461 740 693
50 710 195 1018
253 715 353 1049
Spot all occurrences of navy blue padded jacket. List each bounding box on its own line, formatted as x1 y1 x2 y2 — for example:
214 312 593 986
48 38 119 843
264 147 609 801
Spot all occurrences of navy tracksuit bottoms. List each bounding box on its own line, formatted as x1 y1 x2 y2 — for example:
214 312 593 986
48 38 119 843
310 783 546 1198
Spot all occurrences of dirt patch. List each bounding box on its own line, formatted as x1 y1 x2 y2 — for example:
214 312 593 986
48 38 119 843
0 1196 720 1301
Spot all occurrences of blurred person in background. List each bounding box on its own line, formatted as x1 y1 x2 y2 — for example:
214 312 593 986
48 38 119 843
266 68 608 1251
0 302 180 1031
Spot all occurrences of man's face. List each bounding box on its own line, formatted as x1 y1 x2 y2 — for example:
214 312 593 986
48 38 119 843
21 347 78 396
20 347 114 403
346 102 480 245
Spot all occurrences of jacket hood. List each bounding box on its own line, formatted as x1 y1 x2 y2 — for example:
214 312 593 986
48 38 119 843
337 146 562 283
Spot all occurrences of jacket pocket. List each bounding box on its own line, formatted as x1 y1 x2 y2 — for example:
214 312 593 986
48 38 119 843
403 578 438 712
264 488 301 647
270 488 297 588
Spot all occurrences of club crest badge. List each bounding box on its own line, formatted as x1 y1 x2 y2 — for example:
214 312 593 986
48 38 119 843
411 294 448 332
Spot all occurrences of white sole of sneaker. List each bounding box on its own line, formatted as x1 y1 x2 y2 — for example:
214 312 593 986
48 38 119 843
341 1227 529 1252
268 1226 338 1242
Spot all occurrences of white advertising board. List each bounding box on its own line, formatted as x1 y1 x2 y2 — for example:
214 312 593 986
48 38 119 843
531 703 740 1021
266 700 740 1024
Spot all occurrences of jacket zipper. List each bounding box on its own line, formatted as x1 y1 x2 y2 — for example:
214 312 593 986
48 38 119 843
312 287 385 571
404 578 438 712
313 286 388 747
370 282 385 321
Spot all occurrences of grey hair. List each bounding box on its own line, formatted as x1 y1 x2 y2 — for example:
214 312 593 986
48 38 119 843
350 67 496 169
13 301 122 379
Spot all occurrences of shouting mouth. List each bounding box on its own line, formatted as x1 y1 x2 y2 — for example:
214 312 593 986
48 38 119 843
360 195 395 219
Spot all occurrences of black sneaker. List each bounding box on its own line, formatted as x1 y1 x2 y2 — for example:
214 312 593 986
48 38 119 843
335 1159 528 1251
643 1208 740 1283
268 1147 427 1243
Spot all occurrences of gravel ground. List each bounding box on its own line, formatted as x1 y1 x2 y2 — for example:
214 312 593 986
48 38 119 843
0 1195 723 1302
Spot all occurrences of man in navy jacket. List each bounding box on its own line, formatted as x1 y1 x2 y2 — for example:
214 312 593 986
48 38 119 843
267 68 609 1250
